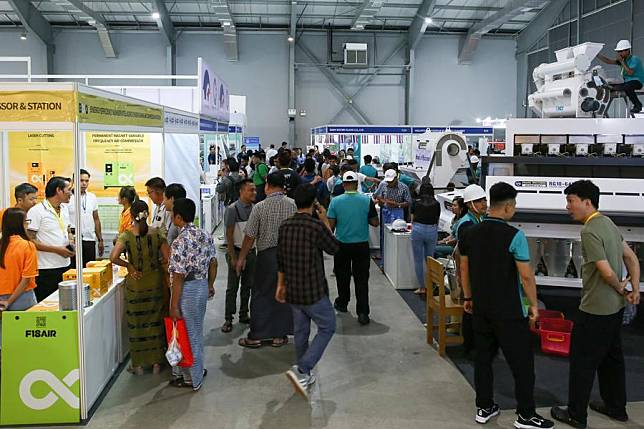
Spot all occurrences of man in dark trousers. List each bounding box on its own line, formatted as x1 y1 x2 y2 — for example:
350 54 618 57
459 182 553 429
552 180 640 428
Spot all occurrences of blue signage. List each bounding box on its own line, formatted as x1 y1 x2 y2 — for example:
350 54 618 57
200 118 229 132
311 125 493 135
412 127 493 135
244 136 260 151
326 126 412 134
228 126 243 133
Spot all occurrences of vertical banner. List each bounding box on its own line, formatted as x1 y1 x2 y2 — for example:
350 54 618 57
1 311 80 425
198 57 230 122
7 131 75 203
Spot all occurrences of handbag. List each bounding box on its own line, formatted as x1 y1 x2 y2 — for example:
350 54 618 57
164 317 194 367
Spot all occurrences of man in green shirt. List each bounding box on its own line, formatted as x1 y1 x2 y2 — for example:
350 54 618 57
252 151 269 202
552 180 640 429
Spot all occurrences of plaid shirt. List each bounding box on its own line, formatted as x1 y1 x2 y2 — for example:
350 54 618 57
374 181 412 204
169 223 217 280
277 213 340 305
244 192 297 252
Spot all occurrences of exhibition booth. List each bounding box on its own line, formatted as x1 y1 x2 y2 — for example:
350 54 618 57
0 82 201 426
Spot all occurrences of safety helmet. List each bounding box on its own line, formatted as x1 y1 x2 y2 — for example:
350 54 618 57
391 219 408 232
615 40 632 51
462 184 487 203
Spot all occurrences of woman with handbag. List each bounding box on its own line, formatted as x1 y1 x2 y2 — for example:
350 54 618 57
111 200 169 375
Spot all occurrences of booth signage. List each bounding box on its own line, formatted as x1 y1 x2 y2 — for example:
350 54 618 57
243 136 260 151
0 91 76 122
164 111 199 132
78 93 163 128
198 57 230 122
1 311 80 425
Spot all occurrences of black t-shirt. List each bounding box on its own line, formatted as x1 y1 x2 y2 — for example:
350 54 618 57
280 168 302 198
410 198 441 225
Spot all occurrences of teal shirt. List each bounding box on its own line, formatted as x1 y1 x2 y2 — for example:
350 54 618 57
623 55 644 84
327 192 376 243
399 174 415 187
454 211 483 241
359 164 378 192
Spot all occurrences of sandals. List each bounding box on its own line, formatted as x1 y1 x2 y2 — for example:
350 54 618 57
271 336 289 348
170 369 208 389
238 338 262 349
127 366 144 375
221 320 233 333
413 288 427 295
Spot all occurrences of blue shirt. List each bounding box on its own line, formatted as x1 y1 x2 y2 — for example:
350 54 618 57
327 192 377 243
623 55 644 84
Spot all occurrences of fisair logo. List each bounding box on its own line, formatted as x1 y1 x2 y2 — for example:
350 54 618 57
19 369 80 410
25 330 57 338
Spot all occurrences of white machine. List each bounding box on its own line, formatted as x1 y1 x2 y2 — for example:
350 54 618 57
406 130 470 188
529 42 611 118
200 184 222 235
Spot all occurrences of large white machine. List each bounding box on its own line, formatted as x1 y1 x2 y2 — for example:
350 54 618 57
529 42 611 118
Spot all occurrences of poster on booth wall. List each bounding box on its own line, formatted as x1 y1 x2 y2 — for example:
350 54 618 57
0 91 76 123
1 311 80 425
78 93 163 128
7 131 74 203
85 133 151 198
198 57 230 123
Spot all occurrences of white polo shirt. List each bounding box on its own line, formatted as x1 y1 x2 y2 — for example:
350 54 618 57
27 201 71 269
151 203 172 233
67 192 98 242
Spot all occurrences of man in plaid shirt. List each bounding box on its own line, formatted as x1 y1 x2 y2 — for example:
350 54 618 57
276 184 340 399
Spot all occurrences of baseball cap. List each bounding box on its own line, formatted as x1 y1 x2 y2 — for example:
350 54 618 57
342 171 358 182
383 169 398 182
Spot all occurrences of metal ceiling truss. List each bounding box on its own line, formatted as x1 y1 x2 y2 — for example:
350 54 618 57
407 0 437 50
53 0 116 57
351 0 385 30
210 0 238 61
7 0 55 73
457 0 548 64
151 0 177 45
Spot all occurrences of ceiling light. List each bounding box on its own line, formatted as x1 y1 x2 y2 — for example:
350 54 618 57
152 12 160 19
355 24 364 30
222 21 231 26
287 35 295 43
88 19 96 26
424 17 433 24
19 32 27 40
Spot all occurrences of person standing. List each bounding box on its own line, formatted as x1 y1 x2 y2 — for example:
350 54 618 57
163 183 187 246
252 151 270 202
374 167 412 260
68 169 104 267
221 180 256 333
146 177 171 234
168 198 217 391
110 200 169 375
117 186 138 234
459 182 554 429
0 183 38 230
359 155 378 193
208 146 218 165
217 158 244 206
327 172 379 325
277 184 340 398
236 172 296 348
276 150 302 199
410 183 441 295
551 180 641 428
598 40 644 113
27 177 74 302
266 144 278 162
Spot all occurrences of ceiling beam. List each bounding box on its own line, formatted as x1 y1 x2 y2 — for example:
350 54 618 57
7 0 55 74
58 0 116 57
407 0 437 50
211 0 238 60
458 0 548 64
351 0 386 30
151 0 176 45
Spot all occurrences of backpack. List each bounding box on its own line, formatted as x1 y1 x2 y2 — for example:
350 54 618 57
280 168 300 198
226 174 243 205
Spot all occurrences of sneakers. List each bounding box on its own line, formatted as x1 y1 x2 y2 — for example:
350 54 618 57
476 404 500 424
514 413 554 429
589 400 628 422
285 365 314 400
550 406 586 429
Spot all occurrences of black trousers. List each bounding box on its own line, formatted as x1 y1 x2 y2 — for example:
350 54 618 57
255 183 266 202
71 241 97 270
334 241 371 315
224 249 256 321
35 267 69 302
612 80 643 109
474 315 535 417
568 309 626 423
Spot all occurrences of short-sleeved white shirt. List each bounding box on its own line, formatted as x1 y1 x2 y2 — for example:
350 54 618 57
67 192 98 242
27 202 71 269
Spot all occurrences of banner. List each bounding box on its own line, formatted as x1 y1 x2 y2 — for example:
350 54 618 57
0 91 76 123
164 111 199 133
78 93 163 128
85 132 151 198
198 57 230 122
7 131 74 202
1 311 80 425
414 141 434 170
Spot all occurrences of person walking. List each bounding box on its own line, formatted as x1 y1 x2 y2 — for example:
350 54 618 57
276 184 340 399
327 172 379 325
236 172 297 348
551 180 640 428
217 158 244 206
459 182 554 429
222 180 256 333
410 183 441 295
110 200 169 375
68 169 104 267
168 198 218 391
252 151 270 202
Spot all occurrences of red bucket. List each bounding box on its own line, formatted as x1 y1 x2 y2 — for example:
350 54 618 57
530 310 564 334
540 318 573 357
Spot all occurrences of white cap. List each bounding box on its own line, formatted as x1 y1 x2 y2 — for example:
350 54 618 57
342 171 358 182
462 184 486 203
470 155 480 164
391 219 408 231
383 169 398 182
615 40 632 51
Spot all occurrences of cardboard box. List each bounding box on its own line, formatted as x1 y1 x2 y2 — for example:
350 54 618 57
87 260 113 284
84 267 109 295
62 269 102 298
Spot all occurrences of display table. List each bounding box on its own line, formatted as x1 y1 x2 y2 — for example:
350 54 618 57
383 225 416 289
1 276 128 426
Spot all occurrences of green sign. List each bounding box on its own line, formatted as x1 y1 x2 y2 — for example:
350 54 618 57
1 311 80 425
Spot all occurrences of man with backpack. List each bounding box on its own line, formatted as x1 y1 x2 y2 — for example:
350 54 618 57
276 150 302 199
216 157 244 206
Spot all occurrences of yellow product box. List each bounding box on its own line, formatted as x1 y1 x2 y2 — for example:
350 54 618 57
83 267 109 295
62 269 102 299
87 260 113 284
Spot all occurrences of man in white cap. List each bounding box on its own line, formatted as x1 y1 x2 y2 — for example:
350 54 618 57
374 167 412 260
598 40 644 113
327 171 380 325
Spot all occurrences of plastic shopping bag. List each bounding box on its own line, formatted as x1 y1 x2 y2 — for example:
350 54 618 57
164 317 194 367
165 322 183 367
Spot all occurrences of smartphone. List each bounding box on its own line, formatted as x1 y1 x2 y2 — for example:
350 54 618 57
66 244 75 252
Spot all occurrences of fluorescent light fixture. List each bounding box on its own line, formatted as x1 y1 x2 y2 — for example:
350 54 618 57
287 35 295 43
355 24 365 29
475 117 481 123
88 19 96 25
152 12 160 19
424 17 433 24
222 21 231 26
19 32 27 40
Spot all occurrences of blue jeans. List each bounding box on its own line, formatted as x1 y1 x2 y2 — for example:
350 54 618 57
291 296 336 374
411 223 438 289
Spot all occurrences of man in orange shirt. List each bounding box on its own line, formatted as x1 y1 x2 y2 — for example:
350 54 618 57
0 183 38 230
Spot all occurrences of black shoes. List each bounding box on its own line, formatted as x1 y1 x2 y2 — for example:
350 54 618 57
333 299 348 313
475 404 500 424
514 413 554 429
589 400 628 422
550 406 586 428
358 314 370 325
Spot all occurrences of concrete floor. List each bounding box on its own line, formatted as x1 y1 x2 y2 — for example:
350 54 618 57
44 252 644 429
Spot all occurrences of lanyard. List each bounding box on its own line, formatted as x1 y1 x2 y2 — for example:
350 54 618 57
43 201 66 234
81 194 87 212
584 211 601 225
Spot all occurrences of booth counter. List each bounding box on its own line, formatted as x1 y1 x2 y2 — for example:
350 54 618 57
383 224 416 290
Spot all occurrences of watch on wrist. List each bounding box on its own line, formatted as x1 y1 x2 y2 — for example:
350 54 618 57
462 297 472 301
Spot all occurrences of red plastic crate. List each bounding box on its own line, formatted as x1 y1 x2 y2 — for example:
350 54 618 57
530 310 565 334
540 318 573 357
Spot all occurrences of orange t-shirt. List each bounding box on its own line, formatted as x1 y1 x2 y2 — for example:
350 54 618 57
118 208 133 234
0 208 6 230
0 235 38 295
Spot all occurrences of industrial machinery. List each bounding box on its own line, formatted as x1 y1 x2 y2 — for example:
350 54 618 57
528 42 612 118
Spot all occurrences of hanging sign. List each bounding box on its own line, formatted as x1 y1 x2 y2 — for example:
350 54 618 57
164 111 199 133
78 93 163 128
0 91 76 122
198 57 230 122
